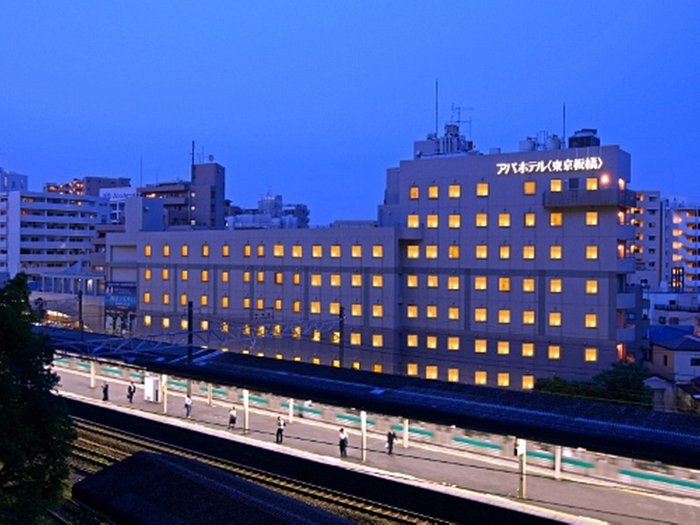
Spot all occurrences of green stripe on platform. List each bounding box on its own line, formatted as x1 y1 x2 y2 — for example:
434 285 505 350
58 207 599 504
619 469 700 490
101 367 123 377
239 394 269 405
453 436 503 450
77 362 91 370
54 358 70 366
563 457 594 469
168 380 188 390
336 414 375 426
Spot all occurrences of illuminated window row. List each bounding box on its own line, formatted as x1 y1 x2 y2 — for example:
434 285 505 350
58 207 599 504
405 243 599 261
408 182 489 200
143 243 229 258
243 242 384 259
471 308 599 328
405 304 460 320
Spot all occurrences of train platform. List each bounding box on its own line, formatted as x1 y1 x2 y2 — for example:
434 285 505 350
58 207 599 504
56 367 700 525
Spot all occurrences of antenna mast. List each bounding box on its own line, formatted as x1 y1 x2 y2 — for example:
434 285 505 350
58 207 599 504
562 104 566 149
434 79 439 137
450 104 475 139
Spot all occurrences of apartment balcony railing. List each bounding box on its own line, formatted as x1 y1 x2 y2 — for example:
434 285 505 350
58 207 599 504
543 188 637 209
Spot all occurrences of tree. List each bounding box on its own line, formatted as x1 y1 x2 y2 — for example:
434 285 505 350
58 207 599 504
0 273 76 524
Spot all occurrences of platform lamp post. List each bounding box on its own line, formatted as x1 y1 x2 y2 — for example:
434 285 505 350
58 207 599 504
187 301 193 396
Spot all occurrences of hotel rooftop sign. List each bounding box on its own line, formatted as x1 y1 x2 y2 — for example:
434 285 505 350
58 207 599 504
496 156 604 175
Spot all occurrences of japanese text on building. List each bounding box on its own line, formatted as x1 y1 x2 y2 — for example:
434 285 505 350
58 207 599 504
496 156 604 176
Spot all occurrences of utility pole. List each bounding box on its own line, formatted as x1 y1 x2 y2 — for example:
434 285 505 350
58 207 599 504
338 306 345 368
187 300 193 396
77 288 84 340
515 438 527 499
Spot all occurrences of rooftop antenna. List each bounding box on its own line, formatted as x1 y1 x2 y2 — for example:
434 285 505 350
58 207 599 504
450 104 475 139
434 79 439 137
139 156 143 187
562 104 566 149
191 140 195 167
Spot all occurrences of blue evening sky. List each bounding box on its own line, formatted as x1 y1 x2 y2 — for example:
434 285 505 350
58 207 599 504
1 1 698 225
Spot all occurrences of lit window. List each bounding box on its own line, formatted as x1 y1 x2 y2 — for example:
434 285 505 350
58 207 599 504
448 214 461 228
497 372 510 387
550 179 562 192
201 270 209 283
499 245 511 259
351 244 362 258
475 213 488 227
550 212 563 227
201 244 209 257
448 245 460 259
221 271 229 283
292 300 301 313
372 244 383 258
372 274 383 288
181 269 188 281
522 278 535 292
273 243 284 257
426 335 437 349
243 244 251 257
291 272 300 285
143 315 152 327
162 317 170 329
407 334 418 347
144 244 152 257
330 274 342 287
407 304 418 318
474 339 487 353
447 336 460 350
274 298 282 310
523 245 535 260
522 310 535 325
522 342 534 357
586 211 598 226
350 332 362 346
291 244 302 258
548 345 561 360
476 182 489 196
426 305 437 318
311 274 322 287
407 363 419 376
409 185 419 200
372 304 384 318
585 313 598 328
143 292 151 304
474 275 487 290
200 320 209 331
256 271 264 283
329 302 341 315
498 277 511 292
550 245 563 260
181 244 189 257
372 334 384 348
292 326 301 338
425 245 438 259
522 375 535 390
407 275 418 288
498 212 511 227
179 293 188 306
242 297 251 309
428 185 439 199
549 278 562 293
312 330 321 342
586 279 599 294
426 214 439 228
523 180 536 195
143 268 151 280
497 341 510 355
448 184 461 198
222 243 230 257
330 244 341 258
162 244 170 257
448 368 459 382
586 177 598 190
312 244 323 258
162 293 170 305
475 245 488 259
310 301 321 314
549 312 562 327
427 274 438 288
586 245 599 260
409 246 422 261
200 294 208 307
498 309 511 324
524 212 536 227
585 347 598 362
425 366 438 380
242 271 251 283
474 307 487 322
351 304 362 317
447 276 460 290
474 371 487 385
274 272 283 285
256 244 265 257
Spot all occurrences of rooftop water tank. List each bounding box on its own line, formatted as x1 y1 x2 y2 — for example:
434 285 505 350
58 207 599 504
519 137 537 152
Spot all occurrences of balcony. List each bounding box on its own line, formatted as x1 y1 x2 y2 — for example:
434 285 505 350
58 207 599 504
543 188 637 209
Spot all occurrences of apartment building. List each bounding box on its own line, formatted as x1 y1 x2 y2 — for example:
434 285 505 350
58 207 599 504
105 126 646 388
44 176 131 196
665 199 700 292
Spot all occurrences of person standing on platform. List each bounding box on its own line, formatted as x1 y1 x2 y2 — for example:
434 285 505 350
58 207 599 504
339 428 349 457
386 430 397 455
275 416 285 443
228 405 237 429
101 382 109 401
184 395 192 419
127 382 136 403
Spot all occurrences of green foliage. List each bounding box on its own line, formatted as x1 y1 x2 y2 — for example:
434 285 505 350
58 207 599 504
0 273 76 524
535 363 653 407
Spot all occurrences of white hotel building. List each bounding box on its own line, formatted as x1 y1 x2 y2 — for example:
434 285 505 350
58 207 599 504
106 126 646 388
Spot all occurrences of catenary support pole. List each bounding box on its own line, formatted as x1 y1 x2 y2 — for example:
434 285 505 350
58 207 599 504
288 398 294 422
207 383 213 407
402 418 410 448
89 361 96 389
162 374 168 414
243 389 250 434
554 445 562 480
360 410 367 463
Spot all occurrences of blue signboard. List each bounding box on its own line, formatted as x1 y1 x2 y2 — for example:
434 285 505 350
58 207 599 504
104 282 137 312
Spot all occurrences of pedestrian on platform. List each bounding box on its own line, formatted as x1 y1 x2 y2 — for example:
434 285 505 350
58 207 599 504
339 428 349 457
184 395 192 419
275 416 285 443
386 430 397 455
127 382 136 403
101 382 109 401
228 405 237 429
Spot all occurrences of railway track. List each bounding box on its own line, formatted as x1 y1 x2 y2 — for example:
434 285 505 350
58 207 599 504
68 418 448 524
